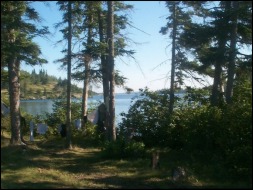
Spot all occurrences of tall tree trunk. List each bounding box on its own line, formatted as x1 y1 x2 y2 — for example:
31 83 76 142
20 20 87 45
82 59 90 129
107 1 116 141
169 2 176 115
82 3 93 130
226 1 238 104
66 1 72 149
98 4 110 140
7 7 23 145
211 53 225 106
211 2 230 107
8 58 23 145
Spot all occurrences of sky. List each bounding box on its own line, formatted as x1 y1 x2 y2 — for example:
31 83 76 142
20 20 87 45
20 1 200 93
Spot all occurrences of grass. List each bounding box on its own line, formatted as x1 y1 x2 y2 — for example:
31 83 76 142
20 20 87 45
1 131 251 189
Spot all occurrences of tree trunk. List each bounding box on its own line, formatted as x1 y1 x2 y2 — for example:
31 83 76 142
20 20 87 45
82 60 90 129
98 3 110 140
226 1 238 104
211 2 230 107
7 5 22 145
150 151 160 169
211 60 223 106
8 58 23 145
66 1 72 149
82 3 93 131
169 2 176 115
107 1 116 141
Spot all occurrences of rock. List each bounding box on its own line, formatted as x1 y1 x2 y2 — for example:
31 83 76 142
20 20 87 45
172 166 186 181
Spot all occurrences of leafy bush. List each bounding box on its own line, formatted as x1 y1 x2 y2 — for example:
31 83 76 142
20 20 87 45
42 99 103 146
118 87 172 148
118 85 252 183
44 99 82 129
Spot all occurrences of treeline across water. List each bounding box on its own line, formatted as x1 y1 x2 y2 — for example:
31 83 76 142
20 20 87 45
1 69 95 100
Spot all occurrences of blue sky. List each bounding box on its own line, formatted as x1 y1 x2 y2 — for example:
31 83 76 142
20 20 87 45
20 1 200 93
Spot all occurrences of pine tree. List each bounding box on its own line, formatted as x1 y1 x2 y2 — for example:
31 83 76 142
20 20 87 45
1 1 48 145
179 1 251 106
160 1 191 113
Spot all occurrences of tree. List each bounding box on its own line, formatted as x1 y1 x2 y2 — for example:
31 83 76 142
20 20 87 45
81 2 96 130
160 1 191 113
96 1 134 141
107 1 116 141
180 1 251 106
1 1 48 145
55 1 134 142
97 1 110 139
208 2 231 106
225 1 250 104
66 1 72 149
56 1 77 149
169 1 177 114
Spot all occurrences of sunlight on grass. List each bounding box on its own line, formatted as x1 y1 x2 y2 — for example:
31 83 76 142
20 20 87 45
1 130 251 189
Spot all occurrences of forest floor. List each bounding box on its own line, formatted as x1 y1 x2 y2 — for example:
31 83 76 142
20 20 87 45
1 131 251 189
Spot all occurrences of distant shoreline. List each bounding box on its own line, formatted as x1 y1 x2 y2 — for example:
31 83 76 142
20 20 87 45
20 92 141 101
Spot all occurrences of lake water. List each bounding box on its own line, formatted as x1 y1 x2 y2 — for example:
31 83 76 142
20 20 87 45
20 92 141 125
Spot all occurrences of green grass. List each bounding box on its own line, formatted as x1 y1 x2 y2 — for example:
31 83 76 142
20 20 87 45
1 131 251 189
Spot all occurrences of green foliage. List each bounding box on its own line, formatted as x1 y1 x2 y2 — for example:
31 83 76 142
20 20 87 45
119 86 252 183
221 80 252 182
42 99 103 146
1 1 49 67
183 86 210 106
55 79 82 94
1 68 87 100
44 99 82 131
118 87 172 148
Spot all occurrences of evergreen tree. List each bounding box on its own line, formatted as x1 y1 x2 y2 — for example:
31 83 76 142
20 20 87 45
55 1 134 141
80 1 97 130
177 1 251 106
1 1 48 145
160 1 191 113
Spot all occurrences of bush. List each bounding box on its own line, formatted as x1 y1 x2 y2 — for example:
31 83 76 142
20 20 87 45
118 85 252 184
118 87 172 148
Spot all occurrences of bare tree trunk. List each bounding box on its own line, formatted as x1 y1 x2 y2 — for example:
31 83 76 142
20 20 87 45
82 58 90 130
8 58 22 145
169 2 176 115
226 1 238 104
98 4 110 140
66 1 72 149
107 1 116 141
82 3 93 130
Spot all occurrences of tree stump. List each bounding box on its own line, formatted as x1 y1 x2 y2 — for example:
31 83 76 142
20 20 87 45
150 151 160 169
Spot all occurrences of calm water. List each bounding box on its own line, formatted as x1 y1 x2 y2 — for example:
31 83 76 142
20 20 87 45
20 92 140 125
